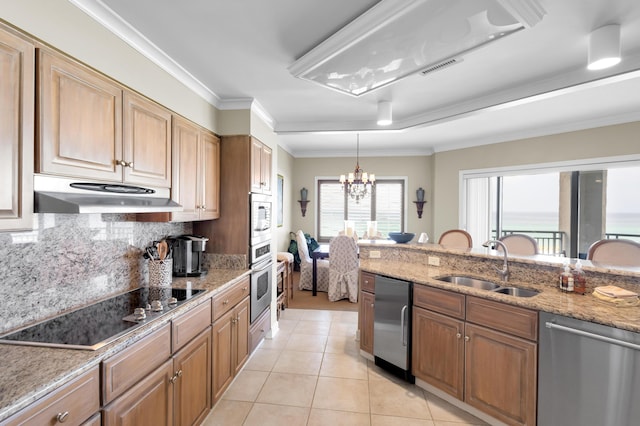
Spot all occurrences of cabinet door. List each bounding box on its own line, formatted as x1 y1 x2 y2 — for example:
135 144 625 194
171 116 200 221
173 327 212 426
412 307 464 400
0 26 34 230
464 323 537 426
250 138 264 193
103 359 174 426
38 48 123 181
123 91 172 187
199 131 220 220
359 291 375 354
260 143 272 195
234 297 250 375
211 308 234 403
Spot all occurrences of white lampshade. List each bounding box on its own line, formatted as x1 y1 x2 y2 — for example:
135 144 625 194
588 24 621 71
377 100 392 126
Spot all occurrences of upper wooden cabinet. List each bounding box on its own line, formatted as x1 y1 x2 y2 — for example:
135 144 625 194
0 25 34 230
37 48 171 188
171 116 220 221
194 135 272 255
122 91 172 187
251 137 272 195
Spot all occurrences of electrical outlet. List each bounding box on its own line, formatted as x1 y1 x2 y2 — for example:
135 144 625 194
428 256 440 266
370 250 381 259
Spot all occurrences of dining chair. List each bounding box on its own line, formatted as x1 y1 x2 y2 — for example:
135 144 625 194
328 235 359 302
438 229 473 249
587 238 640 267
296 230 329 292
499 234 539 255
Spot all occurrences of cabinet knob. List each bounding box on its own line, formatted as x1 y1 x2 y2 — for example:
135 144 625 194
223 300 229 305
170 374 178 384
177 369 183 377
117 159 126 166
464 336 470 342
126 161 133 168
456 333 462 339
201 205 206 210
370 303 374 308
243 287 248 291
56 411 69 423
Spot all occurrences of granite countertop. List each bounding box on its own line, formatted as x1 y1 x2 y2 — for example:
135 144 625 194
0 268 249 422
360 259 640 334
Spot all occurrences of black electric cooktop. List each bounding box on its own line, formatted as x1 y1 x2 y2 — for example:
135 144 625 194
0 287 205 351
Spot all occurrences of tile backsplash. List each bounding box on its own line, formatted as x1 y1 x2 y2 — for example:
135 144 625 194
0 214 189 334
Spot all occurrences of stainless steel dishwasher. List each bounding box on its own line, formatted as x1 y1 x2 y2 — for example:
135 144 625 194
373 274 414 383
538 312 640 426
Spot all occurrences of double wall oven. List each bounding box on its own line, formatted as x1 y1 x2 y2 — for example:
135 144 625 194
250 193 272 323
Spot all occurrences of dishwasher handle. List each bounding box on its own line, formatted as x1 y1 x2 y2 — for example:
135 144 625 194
546 321 640 351
401 305 408 347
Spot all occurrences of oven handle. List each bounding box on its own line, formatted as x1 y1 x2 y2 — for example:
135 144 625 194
252 259 273 272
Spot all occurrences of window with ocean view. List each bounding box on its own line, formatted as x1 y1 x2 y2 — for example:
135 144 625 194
462 158 640 258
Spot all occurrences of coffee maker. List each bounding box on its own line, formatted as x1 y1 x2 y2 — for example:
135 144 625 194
169 235 209 277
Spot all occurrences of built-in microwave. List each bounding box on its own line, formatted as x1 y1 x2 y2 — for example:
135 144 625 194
250 193 272 245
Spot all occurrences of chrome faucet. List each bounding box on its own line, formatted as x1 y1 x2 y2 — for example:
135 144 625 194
482 240 510 282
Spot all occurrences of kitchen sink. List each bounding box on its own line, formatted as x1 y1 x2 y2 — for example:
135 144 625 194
436 275 501 290
492 287 539 297
435 275 539 298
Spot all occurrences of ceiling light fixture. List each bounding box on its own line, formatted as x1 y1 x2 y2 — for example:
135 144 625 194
377 101 392 126
587 24 621 71
288 0 546 97
339 134 375 203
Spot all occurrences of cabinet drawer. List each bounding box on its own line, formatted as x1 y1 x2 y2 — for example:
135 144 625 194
249 306 271 353
1 367 99 426
213 277 250 321
172 299 212 352
466 296 538 341
102 322 171 404
414 285 465 320
360 271 375 293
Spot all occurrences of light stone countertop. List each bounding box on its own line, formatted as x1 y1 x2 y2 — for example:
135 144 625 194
360 259 640 334
0 268 250 422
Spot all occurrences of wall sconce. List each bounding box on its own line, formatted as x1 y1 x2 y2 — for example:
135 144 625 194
414 187 426 218
299 187 310 217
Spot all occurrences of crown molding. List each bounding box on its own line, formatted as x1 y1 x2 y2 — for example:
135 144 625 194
69 0 222 107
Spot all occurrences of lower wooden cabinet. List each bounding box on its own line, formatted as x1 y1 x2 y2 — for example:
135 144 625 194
173 327 212 426
0 367 99 426
358 271 376 354
412 287 538 426
103 359 174 426
464 323 537 426
358 290 375 354
211 297 250 403
102 302 213 426
412 307 464 400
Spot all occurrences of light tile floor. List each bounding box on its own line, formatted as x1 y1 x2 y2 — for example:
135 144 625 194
202 308 488 426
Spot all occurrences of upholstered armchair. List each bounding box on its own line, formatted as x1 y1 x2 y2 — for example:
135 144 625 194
296 230 329 292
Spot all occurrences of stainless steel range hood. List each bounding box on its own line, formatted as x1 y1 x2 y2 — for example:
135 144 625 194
34 175 183 214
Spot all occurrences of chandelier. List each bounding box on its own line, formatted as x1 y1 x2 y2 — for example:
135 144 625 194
339 134 375 203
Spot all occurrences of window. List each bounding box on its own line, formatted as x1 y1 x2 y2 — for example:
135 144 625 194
317 179 405 241
461 156 640 258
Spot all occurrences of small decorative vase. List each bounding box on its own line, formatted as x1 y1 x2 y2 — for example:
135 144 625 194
416 187 425 202
300 187 308 201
